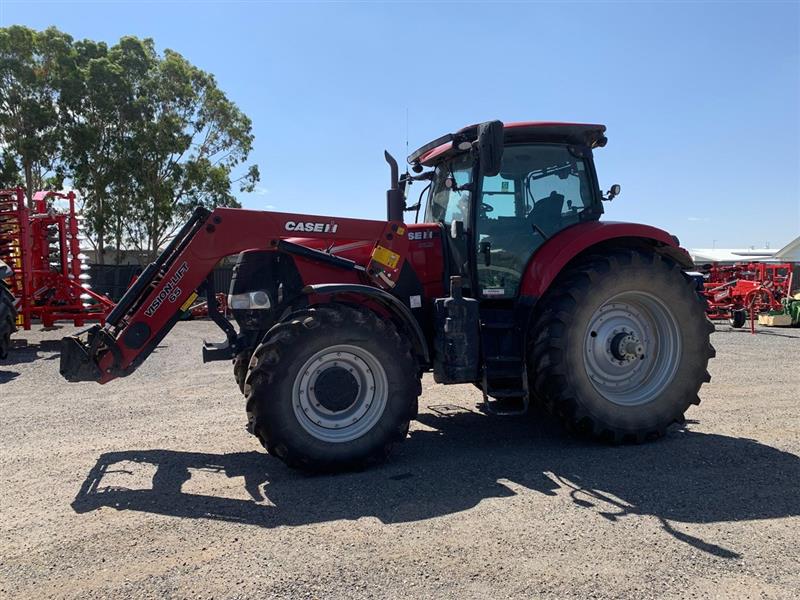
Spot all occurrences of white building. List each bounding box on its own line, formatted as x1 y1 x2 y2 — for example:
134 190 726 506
690 235 799 265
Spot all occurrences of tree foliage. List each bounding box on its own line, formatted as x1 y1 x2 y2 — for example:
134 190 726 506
0 26 73 203
0 26 259 263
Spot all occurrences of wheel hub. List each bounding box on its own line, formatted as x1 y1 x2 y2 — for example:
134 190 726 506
314 366 360 412
292 345 388 443
609 330 645 362
584 292 682 406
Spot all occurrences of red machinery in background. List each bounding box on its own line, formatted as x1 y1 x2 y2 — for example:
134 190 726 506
0 187 114 329
700 261 794 329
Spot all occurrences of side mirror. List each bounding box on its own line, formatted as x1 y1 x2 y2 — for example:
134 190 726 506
604 184 621 201
477 120 504 177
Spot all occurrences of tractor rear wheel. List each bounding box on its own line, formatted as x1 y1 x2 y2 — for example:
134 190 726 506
529 248 715 443
0 282 16 360
244 304 420 471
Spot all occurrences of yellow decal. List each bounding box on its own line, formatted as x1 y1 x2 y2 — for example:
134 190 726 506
180 292 199 312
371 245 400 269
396 226 405 236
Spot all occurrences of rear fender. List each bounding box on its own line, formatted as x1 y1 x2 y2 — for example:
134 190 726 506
519 221 692 300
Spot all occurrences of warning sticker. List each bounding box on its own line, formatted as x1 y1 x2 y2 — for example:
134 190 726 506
482 288 506 297
180 292 199 312
371 245 400 269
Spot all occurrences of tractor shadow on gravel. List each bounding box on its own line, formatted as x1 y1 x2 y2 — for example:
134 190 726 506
72 407 800 559
1 338 63 365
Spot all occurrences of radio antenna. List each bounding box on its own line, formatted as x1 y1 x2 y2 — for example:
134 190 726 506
405 107 409 173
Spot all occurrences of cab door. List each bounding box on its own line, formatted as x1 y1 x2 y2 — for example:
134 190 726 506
423 153 475 293
475 144 597 299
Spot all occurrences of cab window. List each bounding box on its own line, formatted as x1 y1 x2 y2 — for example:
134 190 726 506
476 144 595 298
425 154 473 227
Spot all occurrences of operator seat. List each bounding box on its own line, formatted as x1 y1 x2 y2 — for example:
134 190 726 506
530 191 564 237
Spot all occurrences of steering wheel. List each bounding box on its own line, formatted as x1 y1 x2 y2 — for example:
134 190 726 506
480 202 494 214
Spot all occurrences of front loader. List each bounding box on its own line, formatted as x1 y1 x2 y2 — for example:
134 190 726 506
61 120 715 471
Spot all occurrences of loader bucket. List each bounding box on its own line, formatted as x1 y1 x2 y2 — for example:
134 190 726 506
60 332 102 382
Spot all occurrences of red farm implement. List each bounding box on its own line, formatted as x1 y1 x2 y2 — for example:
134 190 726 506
700 262 794 329
0 187 114 329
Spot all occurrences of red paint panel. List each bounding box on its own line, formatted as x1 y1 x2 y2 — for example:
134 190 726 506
519 221 683 298
405 223 445 298
293 258 363 286
286 223 445 297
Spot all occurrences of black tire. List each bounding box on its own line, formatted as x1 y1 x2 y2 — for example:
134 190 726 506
0 282 16 360
528 248 715 443
729 309 747 329
232 350 251 393
244 304 421 472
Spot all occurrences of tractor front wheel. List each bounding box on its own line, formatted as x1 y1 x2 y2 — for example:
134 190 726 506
529 248 715 443
0 283 16 360
244 304 420 471
233 350 251 392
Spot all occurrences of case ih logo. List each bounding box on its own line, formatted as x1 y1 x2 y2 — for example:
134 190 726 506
285 221 339 234
144 262 189 317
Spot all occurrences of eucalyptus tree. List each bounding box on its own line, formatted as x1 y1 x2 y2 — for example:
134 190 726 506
0 26 74 206
119 39 259 261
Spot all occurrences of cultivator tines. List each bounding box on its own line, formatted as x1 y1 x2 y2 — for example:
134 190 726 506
0 188 114 329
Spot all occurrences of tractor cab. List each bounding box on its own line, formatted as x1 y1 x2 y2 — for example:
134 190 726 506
408 122 608 299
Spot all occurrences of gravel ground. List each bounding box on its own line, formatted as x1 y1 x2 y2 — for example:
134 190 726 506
0 321 798 599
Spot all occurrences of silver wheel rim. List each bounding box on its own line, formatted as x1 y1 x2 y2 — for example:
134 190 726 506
292 344 388 443
583 291 682 406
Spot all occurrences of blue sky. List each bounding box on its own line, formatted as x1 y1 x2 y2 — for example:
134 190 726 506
2 0 798 249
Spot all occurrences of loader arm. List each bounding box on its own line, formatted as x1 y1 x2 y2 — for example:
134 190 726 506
60 207 407 384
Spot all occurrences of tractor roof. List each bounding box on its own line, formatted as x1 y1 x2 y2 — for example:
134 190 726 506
408 121 607 167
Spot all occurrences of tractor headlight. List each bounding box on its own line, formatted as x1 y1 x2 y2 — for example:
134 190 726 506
228 290 272 310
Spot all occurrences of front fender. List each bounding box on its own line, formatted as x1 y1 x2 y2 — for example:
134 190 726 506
519 221 691 299
303 283 431 366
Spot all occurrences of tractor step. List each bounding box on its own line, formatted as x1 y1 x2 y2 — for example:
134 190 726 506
481 321 515 330
485 367 525 379
479 307 529 416
485 354 523 363
485 387 526 398
482 388 529 416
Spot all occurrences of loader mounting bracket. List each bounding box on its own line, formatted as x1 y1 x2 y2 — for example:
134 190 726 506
201 274 246 363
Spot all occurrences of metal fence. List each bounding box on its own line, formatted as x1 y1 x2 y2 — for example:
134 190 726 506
89 264 234 302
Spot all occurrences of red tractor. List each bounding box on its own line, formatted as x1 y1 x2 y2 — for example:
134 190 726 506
61 121 715 471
